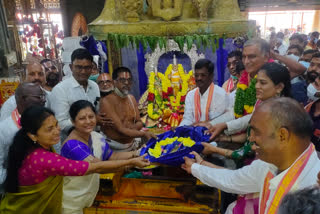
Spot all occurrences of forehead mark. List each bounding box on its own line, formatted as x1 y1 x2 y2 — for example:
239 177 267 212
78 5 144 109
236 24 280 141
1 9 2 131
99 74 111 81
120 72 131 79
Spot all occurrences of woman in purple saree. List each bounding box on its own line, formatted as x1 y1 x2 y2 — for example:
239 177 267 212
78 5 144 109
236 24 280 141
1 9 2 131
60 100 146 214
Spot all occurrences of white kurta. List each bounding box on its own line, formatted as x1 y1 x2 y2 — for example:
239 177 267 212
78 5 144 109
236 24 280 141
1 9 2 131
209 89 252 135
179 85 228 126
0 115 19 193
49 76 100 135
191 144 320 214
0 96 16 121
0 90 51 122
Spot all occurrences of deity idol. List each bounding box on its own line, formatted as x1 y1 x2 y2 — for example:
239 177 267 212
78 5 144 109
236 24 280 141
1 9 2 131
139 54 194 129
169 55 181 96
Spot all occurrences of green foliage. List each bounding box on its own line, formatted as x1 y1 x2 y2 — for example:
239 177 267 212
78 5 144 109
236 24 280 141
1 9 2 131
104 33 239 53
234 78 257 118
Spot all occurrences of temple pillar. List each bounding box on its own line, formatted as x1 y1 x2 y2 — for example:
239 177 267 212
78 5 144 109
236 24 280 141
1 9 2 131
0 0 17 77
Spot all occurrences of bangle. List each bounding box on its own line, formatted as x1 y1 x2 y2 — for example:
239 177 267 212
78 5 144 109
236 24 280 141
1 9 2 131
199 160 205 165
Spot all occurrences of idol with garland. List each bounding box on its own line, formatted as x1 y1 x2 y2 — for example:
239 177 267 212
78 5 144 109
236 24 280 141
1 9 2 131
139 55 195 130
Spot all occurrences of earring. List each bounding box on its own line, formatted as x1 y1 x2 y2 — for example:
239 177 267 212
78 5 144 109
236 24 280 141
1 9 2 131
33 141 37 144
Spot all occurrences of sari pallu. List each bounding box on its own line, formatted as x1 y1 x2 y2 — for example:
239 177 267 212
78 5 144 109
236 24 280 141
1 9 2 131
0 176 63 214
62 131 112 214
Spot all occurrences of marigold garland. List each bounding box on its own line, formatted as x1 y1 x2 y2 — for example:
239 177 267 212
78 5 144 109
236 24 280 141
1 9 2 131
147 72 162 120
234 71 257 118
147 65 193 123
163 64 193 111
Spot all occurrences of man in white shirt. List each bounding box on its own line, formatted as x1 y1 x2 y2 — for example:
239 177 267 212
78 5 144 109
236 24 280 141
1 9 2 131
182 97 320 214
207 38 307 139
0 61 47 121
49 48 100 140
0 83 46 194
179 59 228 126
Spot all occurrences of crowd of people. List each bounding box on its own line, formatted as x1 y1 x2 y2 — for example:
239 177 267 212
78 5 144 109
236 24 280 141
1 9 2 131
0 30 320 213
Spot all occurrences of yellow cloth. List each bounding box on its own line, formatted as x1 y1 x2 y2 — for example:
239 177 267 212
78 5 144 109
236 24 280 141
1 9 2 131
0 176 63 214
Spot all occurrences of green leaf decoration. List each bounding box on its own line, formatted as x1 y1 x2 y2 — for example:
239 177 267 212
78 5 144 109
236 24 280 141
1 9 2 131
141 36 149 51
194 35 202 50
222 33 227 48
163 37 168 49
147 36 158 52
119 34 126 48
201 35 209 49
106 33 111 41
128 35 135 49
174 36 185 52
104 32 246 54
113 34 121 50
123 34 130 48
209 35 217 53
134 36 141 50
158 37 165 50
186 35 194 51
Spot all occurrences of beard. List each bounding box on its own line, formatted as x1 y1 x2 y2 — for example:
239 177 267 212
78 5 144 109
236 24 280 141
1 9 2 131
32 79 43 85
100 86 114 97
122 89 129 96
100 90 112 97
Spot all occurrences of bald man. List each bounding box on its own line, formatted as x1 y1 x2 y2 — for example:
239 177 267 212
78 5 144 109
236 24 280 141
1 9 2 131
97 73 114 97
0 62 47 121
25 62 46 86
0 83 46 193
94 73 114 123
183 97 320 214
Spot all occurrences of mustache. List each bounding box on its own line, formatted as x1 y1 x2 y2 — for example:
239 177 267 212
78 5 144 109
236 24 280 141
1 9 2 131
101 88 114 93
32 80 42 84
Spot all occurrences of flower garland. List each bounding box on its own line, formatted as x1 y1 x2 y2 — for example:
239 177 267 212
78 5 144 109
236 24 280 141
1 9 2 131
234 71 257 118
147 65 193 126
163 64 193 111
147 72 164 120
148 137 196 158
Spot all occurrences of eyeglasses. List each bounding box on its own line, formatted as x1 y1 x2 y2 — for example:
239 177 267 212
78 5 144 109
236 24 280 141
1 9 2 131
73 65 93 71
24 94 46 101
98 80 113 85
116 78 133 84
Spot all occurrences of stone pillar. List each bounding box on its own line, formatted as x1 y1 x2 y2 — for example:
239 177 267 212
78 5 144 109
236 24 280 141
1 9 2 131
0 0 16 77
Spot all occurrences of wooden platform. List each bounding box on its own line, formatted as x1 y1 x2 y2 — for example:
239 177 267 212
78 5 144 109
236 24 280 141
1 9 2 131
84 166 220 214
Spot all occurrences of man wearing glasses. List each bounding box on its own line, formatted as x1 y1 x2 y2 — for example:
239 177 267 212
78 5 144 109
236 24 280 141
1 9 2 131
100 67 156 152
94 73 114 112
49 48 100 141
97 73 114 98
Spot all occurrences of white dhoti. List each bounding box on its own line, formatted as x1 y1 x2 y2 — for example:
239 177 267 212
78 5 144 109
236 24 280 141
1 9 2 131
107 138 142 152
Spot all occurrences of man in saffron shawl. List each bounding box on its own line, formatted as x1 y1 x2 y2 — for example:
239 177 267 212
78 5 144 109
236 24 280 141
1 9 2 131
179 59 228 126
183 97 320 214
